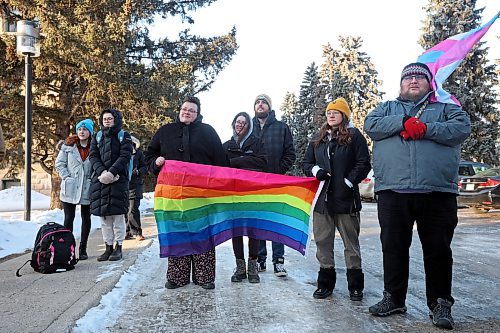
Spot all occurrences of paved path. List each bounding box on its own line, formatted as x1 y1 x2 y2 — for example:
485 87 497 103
1 206 499 332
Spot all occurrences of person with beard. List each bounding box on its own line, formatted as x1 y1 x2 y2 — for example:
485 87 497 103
90 109 133 262
302 98 371 301
223 111 267 284
144 96 228 290
55 118 95 260
364 62 470 330
251 94 296 277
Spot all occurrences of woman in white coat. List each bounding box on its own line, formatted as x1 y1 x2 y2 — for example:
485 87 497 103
55 119 94 260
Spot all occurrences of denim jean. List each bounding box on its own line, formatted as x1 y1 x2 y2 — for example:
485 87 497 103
258 240 284 263
377 190 457 309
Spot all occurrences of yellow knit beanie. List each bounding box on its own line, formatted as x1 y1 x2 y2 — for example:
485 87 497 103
325 97 351 120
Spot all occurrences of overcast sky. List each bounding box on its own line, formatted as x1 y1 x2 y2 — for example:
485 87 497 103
151 0 499 139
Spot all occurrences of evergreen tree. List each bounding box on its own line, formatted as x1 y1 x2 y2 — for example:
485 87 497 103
0 1 237 207
419 0 499 165
282 63 325 176
319 37 384 150
280 91 298 136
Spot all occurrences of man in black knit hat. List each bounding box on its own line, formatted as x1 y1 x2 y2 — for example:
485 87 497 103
364 62 471 330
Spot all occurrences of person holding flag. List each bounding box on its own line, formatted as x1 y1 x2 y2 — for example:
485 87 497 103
364 13 498 329
364 61 470 329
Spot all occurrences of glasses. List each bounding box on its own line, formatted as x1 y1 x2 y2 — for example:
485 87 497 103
235 121 247 126
103 117 114 121
326 111 342 116
402 74 427 82
181 107 197 114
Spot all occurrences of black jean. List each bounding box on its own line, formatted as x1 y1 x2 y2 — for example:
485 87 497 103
377 190 457 309
126 197 142 235
232 236 259 260
62 202 91 246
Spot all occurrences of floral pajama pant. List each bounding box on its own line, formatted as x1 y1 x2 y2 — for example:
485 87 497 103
166 249 216 286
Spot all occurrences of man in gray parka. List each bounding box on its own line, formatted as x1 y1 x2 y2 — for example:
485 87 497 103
364 62 470 330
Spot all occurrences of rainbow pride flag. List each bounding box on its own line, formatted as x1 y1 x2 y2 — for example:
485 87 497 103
154 160 321 257
417 12 498 106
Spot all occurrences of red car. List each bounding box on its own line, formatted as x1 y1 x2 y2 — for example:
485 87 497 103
458 167 500 212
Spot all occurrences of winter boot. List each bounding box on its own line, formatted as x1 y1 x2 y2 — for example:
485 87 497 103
247 259 260 283
313 267 336 299
231 258 247 282
97 244 113 261
108 242 123 261
79 242 88 260
347 268 364 301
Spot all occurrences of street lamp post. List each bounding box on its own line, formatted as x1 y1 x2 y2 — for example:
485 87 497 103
16 20 40 221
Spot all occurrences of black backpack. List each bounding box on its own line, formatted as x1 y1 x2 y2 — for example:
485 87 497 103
16 222 78 276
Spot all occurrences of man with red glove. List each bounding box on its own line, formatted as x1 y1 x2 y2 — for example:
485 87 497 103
364 62 471 330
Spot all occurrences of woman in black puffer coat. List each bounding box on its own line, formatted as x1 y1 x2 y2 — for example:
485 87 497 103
89 109 133 261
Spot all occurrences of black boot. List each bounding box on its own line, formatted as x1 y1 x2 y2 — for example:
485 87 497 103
97 244 113 261
313 267 336 299
108 242 122 261
79 242 88 260
347 268 364 301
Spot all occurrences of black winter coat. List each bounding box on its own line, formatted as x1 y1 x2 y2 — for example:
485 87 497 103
89 109 133 216
223 130 267 172
129 148 147 199
144 120 228 175
302 127 371 214
251 111 295 174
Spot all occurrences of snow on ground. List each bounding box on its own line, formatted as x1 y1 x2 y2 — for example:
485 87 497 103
73 238 163 333
0 187 154 259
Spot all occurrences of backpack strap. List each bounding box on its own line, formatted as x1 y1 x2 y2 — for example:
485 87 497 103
96 131 103 144
118 129 124 142
96 129 123 144
16 259 31 277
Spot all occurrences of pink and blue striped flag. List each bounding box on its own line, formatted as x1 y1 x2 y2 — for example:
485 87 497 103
154 160 321 257
417 12 499 105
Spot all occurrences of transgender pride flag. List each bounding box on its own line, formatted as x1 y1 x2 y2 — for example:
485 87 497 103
154 160 321 257
417 12 499 105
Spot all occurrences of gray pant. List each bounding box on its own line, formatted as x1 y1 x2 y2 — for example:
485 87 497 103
313 211 362 270
100 214 126 245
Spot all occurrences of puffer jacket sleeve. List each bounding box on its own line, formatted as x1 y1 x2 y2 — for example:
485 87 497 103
364 101 406 141
89 134 106 176
424 103 471 147
55 147 70 179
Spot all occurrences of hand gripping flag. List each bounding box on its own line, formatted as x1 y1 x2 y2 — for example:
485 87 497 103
154 160 321 257
417 12 499 105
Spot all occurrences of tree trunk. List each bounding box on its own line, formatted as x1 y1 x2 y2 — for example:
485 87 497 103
49 169 62 210
49 138 65 210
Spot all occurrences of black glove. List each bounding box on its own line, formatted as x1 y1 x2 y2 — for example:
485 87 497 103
316 169 330 181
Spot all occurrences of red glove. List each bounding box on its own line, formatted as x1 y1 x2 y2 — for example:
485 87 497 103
403 117 427 140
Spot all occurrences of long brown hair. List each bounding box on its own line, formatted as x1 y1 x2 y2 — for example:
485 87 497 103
314 114 352 147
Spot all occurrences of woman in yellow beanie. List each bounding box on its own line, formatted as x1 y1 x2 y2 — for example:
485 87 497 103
302 97 371 301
